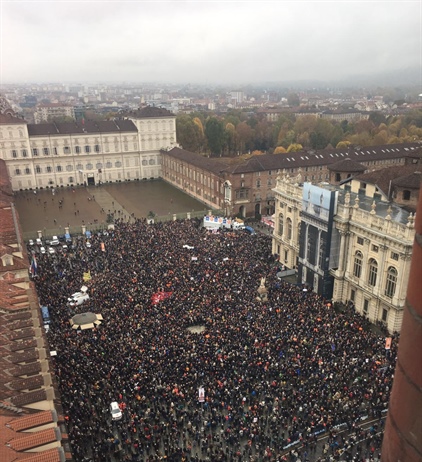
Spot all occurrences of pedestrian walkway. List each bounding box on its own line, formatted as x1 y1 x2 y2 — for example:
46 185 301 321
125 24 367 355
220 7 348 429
87 187 135 224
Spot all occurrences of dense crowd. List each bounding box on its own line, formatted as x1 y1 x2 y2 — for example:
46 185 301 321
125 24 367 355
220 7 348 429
33 218 397 462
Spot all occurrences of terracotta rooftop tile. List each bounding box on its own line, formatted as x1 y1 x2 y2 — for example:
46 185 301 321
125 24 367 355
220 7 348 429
11 389 47 406
7 410 54 432
8 350 39 363
8 375 44 391
7 427 58 451
20 448 62 462
10 362 42 377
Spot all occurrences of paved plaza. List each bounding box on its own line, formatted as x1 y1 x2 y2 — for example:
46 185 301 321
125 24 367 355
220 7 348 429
14 180 210 239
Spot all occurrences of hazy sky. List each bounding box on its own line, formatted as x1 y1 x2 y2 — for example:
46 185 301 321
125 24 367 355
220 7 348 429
1 0 420 85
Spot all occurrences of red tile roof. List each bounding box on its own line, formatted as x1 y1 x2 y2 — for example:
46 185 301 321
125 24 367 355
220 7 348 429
7 410 55 432
0 159 68 460
7 427 58 451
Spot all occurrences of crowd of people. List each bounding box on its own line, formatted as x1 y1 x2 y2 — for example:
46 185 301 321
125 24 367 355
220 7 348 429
32 218 397 462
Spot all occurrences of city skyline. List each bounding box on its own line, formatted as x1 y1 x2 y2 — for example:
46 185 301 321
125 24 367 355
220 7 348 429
1 0 420 86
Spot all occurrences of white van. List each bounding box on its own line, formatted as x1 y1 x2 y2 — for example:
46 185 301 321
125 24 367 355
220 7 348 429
110 401 122 421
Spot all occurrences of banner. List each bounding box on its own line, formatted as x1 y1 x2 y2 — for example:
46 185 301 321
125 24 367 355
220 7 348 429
385 337 392 350
83 271 91 281
198 387 205 403
151 291 173 305
30 254 38 276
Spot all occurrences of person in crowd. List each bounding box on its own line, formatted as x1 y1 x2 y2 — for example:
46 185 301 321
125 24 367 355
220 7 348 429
33 218 392 461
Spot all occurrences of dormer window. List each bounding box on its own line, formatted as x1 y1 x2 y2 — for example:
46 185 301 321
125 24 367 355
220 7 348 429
2 254 13 266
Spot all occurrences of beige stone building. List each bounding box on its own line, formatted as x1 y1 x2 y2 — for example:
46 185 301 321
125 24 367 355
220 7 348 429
33 103 76 123
0 107 177 190
272 175 417 333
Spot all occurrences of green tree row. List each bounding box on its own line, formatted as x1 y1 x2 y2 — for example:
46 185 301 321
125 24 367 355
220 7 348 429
175 109 422 157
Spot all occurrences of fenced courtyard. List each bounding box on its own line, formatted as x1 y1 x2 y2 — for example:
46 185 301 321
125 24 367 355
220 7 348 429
14 180 222 240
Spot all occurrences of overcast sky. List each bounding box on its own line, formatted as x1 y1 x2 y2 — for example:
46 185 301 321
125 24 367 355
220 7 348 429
1 0 420 85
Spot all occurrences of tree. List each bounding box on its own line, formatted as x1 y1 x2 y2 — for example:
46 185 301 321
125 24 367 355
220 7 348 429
336 141 351 149
236 121 255 154
369 112 386 126
224 122 237 156
287 143 303 152
176 115 203 152
205 117 224 156
274 146 287 154
287 92 300 107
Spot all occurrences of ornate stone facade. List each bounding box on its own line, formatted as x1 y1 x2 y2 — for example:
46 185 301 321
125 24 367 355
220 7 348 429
0 107 177 190
272 176 415 333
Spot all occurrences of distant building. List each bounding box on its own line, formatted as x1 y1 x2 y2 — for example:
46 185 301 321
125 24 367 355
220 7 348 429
33 103 76 123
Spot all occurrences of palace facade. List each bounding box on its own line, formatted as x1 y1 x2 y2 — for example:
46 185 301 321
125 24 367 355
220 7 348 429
272 175 418 333
0 106 177 190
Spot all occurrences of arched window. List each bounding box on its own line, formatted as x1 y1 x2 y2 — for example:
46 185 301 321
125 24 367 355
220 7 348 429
286 218 292 240
353 251 363 278
278 213 284 236
385 266 397 298
368 258 378 286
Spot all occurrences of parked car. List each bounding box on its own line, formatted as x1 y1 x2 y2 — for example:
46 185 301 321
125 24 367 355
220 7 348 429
62 244 68 251
28 239 34 246
110 402 122 421
48 247 55 254
50 235 60 246
40 246 46 254
36 238 42 246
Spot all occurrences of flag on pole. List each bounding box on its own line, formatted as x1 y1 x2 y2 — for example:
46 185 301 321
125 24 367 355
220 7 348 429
83 270 91 281
30 255 38 276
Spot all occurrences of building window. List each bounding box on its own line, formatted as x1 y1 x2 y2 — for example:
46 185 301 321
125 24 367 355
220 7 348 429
284 249 288 262
64 146 70 154
15 168 21 175
142 160 148 166
35 165 41 173
75 146 81 154
46 166 52 173
69 176 74 183
363 299 369 315
85 145 90 153
391 252 399 261
350 289 356 302
86 163 93 170
368 258 378 286
256 179 261 188
402 190 411 201
335 173 341 182
94 144 100 153
56 165 62 172
43 147 49 155
115 161 122 168
267 178 272 186
66 165 73 171
106 161 112 168
235 189 249 200
25 167 31 174
382 308 388 322
76 163 83 171
149 159 155 165
372 244 379 252
353 251 363 278
96 162 103 169
22 149 28 157
385 267 397 298
286 218 292 240
357 237 364 245
278 213 284 236
12 150 17 158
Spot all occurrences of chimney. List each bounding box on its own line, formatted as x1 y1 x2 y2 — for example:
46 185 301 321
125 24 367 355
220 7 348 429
381 188 422 461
